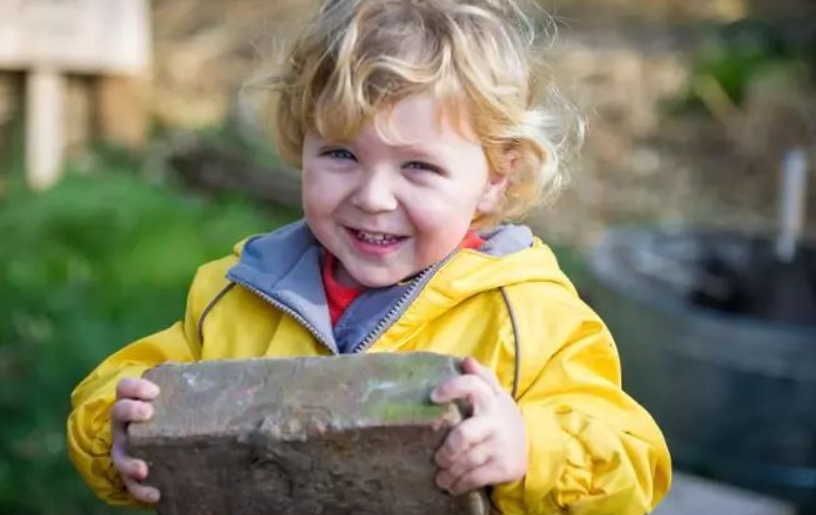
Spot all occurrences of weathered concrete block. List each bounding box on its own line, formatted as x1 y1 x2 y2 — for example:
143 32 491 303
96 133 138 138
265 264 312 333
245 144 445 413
128 352 489 515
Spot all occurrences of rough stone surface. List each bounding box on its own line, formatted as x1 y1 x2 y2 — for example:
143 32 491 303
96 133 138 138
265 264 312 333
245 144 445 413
128 353 489 515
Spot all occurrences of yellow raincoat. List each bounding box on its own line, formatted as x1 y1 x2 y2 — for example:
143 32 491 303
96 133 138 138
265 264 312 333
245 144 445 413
67 222 671 514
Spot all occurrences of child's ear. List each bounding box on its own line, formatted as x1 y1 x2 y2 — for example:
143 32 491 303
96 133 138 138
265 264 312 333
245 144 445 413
477 150 516 214
477 172 509 214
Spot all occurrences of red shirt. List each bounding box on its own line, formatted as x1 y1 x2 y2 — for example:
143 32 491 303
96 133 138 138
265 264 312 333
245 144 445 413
322 232 485 325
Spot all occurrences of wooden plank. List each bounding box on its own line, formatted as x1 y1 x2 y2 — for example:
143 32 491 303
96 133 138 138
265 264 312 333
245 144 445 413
26 69 64 190
0 0 150 74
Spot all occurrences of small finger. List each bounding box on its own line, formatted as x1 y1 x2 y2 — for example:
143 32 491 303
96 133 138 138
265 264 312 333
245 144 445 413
116 378 160 401
111 443 149 482
436 439 494 492
435 416 494 468
123 475 160 504
449 459 504 496
111 399 154 424
431 375 497 415
461 357 502 393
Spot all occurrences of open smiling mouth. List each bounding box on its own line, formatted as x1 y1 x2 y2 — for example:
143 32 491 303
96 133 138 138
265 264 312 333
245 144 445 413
346 228 408 247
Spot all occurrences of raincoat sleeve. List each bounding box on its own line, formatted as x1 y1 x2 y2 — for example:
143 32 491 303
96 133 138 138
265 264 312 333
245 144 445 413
491 282 672 515
66 264 217 506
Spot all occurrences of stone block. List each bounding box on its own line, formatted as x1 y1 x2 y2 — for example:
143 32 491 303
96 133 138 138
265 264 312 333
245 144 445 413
128 352 489 515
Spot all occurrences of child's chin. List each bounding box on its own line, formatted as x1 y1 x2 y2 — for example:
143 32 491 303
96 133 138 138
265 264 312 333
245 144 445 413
350 268 415 289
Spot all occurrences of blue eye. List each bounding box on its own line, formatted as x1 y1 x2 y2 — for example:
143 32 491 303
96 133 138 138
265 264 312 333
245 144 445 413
323 149 356 161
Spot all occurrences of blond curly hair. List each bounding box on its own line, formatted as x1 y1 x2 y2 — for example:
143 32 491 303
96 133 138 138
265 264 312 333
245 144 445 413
263 0 581 224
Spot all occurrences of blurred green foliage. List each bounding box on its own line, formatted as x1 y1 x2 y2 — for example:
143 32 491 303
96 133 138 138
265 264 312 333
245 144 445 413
674 17 813 112
0 156 296 514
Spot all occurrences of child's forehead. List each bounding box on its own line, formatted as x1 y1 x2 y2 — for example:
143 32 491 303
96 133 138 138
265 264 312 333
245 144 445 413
317 93 479 146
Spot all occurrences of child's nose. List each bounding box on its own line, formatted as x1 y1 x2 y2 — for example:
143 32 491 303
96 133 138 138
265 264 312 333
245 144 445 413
350 170 398 213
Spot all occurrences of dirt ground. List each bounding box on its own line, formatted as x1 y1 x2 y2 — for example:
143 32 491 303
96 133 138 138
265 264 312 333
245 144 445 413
530 0 816 246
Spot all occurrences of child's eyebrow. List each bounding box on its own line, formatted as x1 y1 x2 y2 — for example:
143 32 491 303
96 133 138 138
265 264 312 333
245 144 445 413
392 144 449 163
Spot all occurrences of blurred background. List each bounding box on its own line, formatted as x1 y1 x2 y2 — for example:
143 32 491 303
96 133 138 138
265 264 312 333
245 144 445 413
0 0 814 514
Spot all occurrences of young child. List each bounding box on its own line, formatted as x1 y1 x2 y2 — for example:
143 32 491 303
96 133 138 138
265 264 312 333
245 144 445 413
68 0 671 513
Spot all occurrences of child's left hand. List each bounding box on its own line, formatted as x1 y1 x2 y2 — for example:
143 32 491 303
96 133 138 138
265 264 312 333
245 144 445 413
430 357 527 495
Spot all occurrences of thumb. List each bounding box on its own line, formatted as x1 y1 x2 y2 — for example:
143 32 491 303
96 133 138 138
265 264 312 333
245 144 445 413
462 357 502 393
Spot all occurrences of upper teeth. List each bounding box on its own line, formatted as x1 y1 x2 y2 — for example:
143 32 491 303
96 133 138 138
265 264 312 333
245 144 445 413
357 231 397 243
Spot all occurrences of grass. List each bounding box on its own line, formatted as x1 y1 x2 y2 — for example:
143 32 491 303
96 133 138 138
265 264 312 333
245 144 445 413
0 150 296 514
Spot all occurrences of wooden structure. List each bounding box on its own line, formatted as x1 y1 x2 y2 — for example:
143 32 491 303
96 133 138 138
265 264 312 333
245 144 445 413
0 0 150 189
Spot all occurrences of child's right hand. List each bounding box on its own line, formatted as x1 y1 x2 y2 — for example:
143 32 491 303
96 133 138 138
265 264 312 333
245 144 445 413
110 377 161 504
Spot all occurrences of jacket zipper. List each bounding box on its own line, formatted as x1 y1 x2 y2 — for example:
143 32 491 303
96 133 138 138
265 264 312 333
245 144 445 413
228 277 338 355
352 255 451 354
229 253 453 356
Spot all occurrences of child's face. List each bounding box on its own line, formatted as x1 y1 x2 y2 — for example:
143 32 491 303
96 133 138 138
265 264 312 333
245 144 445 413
302 94 506 288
